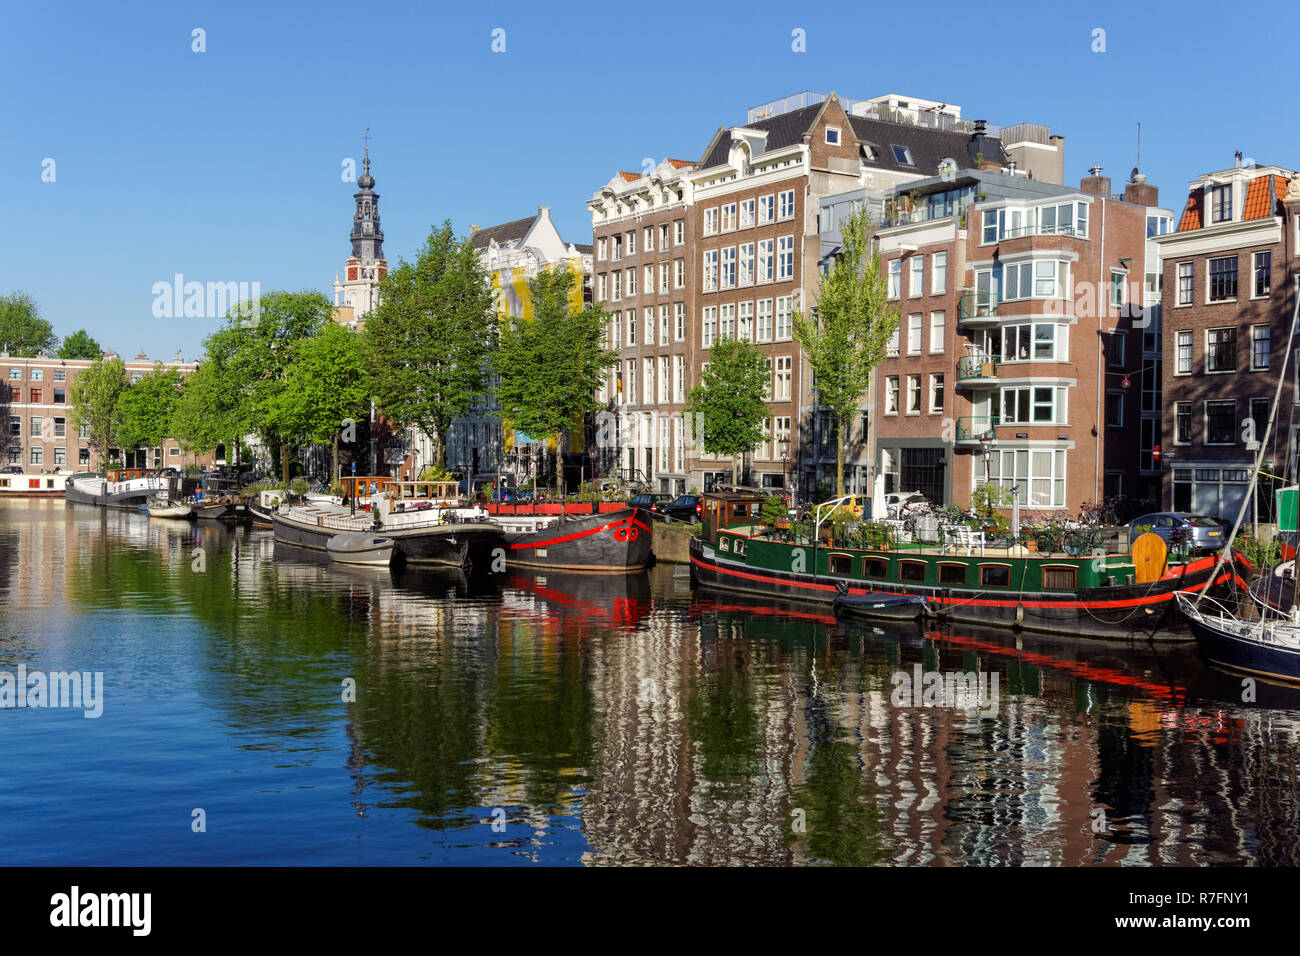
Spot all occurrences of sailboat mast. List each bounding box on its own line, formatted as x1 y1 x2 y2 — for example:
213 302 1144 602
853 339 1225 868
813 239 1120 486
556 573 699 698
1195 274 1300 607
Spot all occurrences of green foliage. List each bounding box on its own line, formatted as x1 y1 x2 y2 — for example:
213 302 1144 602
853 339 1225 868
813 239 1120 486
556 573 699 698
970 482 1013 522
365 223 495 468
68 356 127 469
0 292 57 356
760 496 786 525
57 329 103 360
172 362 238 459
329 481 345 498
494 267 616 482
575 480 607 503
793 206 899 497
287 477 309 497
418 464 453 482
183 463 202 478
1234 533 1282 570
684 336 768 479
117 364 182 452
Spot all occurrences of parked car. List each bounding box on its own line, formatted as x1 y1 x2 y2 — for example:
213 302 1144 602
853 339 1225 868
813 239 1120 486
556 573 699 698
830 494 872 519
655 494 703 523
884 491 928 518
630 493 672 514
1127 512 1229 553
0 465 24 474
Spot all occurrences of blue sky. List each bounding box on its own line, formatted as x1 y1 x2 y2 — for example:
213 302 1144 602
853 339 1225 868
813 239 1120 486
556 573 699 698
2 0 1288 359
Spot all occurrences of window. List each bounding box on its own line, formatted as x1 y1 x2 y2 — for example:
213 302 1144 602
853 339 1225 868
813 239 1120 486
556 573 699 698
777 236 794 280
775 296 792 340
982 209 998 244
1106 391 1124 428
721 203 736 232
613 235 622 260
1001 260 1067 300
775 356 792 400
932 252 947 294
758 194 774 225
825 127 841 145
980 565 1011 588
701 307 717 348
626 360 636 403
704 208 718 235
885 376 899 414
53 417 65 438
674 220 685 245
611 271 621 300
626 310 636 345
891 144 914 165
738 301 753 341
53 369 66 382
1042 566 1077 591
54 447 66 466
939 563 967 586
673 258 685 290
907 314 922 354
658 356 669 404
887 259 901 299
1206 327 1235 372
1252 325 1270 370
1250 398 1270 444
644 307 655 343
626 231 636 255
739 242 754 286
674 302 685 341
129 373 142 384
628 268 639 297
1001 386 1063 424
762 358 773 401
929 311 945 353
997 323 1057 362
778 189 795 220
909 257 923 297
1254 251 1272 297
674 355 685 403
1210 183 1232 223
659 262 669 294
598 274 607 301
31 369 42 381
597 238 606 260
929 373 944 413
721 247 736 289
1176 330 1193 374
757 239 774 283
1110 270 1126 308
757 299 773 342
30 447 42 466
987 448 1067 508
905 374 921 413
643 226 654 251
1205 400 1236 444
29 416 41 436
644 264 654 293
7 368 20 380
739 198 755 228
7 416 18 436
659 305 670 345
1174 402 1192 444
899 560 926 583
79 448 90 465
30 388 41 403
886 326 899 357
1208 255 1237 301
1108 332 1125 368
1177 261 1194 305
719 303 735 340
660 224 670 249
702 250 718 292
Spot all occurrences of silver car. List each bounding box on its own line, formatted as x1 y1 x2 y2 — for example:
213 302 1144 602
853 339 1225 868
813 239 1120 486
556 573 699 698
1127 512 1228 553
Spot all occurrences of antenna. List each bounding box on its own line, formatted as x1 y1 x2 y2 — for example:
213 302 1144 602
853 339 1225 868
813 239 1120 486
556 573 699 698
363 127 371 153
1136 122 1141 174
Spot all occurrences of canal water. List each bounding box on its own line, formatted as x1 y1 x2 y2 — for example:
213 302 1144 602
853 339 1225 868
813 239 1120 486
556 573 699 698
2 498 1299 866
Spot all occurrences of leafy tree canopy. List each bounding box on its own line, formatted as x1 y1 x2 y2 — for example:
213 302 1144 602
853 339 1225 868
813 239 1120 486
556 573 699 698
685 335 770 481
58 328 103 360
0 292 57 357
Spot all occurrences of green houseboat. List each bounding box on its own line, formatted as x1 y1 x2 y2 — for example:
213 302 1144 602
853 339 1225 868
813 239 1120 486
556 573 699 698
689 493 1248 640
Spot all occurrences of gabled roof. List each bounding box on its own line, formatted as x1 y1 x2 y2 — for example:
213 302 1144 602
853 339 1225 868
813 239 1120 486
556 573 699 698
1177 190 1203 231
1177 173 1290 232
469 214 537 249
697 103 825 168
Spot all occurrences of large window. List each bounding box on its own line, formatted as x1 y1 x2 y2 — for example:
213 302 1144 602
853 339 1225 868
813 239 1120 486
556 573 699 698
1000 260 1067 300
906 374 921 413
907 314 922 354
929 374 944 413
1206 327 1235 372
701 307 717 348
1252 325 1270 370
1177 261 1194 305
778 189 796 220
777 236 794 280
1208 255 1237 301
997 323 1057 362
702 250 718 292
1210 184 1232 223
739 198 755 228
1174 402 1192 444
703 208 718 236
909 257 923 297
774 356 792 400
1205 400 1236 444
1001 386 1064 424
1105 391 1124 428
757 299 773 342
885 376 899 414
887 259 901 299
1254 251 1272 297
985 448 1067 508
720 247 736 289
758 195 774 225
932 252 947 294
757 239 773 283
739 243 754 286
1175 330 1193 374
929 311 945 353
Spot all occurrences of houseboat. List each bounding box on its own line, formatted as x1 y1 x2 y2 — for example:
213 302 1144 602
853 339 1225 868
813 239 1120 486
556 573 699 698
689 492 1248 640
65 468 173 511
488 501 652 572
0 472 69 497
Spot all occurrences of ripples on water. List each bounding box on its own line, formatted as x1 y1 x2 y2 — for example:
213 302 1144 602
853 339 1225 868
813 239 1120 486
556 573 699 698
1 498 1299 866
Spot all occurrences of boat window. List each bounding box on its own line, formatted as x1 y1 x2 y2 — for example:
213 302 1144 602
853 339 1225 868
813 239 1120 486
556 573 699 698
900 560 927 583
719 537 730 552
828 553 853 575
1042 566 1077 590
980 565 1012 587
938 563 967 585
733 538 747 556
863 557 888 578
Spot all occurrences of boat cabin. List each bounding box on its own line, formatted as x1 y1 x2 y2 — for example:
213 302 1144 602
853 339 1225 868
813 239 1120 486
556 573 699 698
388 480 462 503
342 476 396 499
701 492 767 535
107 467 157 482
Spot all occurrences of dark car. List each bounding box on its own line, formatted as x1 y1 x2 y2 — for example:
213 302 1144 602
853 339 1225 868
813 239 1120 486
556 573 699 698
1128 512 1229 553
655 494 703 523
630 493 672 515
0 465 23 474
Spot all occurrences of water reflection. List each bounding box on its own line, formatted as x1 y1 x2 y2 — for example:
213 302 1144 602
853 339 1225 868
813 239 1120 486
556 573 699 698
1 498 1299 865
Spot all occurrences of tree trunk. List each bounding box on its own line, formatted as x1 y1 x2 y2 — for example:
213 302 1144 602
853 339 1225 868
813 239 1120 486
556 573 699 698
281 443 289 484
835 417 845 499
331 433 339 487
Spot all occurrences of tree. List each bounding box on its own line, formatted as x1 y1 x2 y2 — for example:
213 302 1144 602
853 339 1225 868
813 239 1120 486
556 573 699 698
268 322 371 481
493 267 616 493
117 364 183 462
68 356 127 471
172 361 241 466
0 292 57 356
793 205 900 498
363 222 495 470
685 335 769 488
58 329 103 360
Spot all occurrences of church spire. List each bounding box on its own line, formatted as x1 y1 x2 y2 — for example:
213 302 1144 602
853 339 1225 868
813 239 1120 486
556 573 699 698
350 141 383 263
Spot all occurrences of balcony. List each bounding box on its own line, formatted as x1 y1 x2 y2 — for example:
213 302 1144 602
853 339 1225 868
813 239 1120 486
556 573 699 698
958 294 999 323
880 197 972 230
956 354 1000 384
997 223 1083 241
956 416 999 443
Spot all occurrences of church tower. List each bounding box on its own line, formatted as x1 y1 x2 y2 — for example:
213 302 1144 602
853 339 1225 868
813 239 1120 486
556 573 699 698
333 144 388 324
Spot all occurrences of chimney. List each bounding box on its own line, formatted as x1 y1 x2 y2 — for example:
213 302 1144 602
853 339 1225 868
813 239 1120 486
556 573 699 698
1080 165 1111 198
470 225 480 234
538 205 551 219
1235 151 1243 168
1123 171 1159 208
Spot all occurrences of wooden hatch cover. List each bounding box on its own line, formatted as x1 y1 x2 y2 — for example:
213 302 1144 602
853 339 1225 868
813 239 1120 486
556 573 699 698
1131 533 1168 583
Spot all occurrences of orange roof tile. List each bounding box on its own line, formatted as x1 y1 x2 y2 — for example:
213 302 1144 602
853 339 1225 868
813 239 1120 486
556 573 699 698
1242 175 1288 220
617 171 641 182
665 158 693 169
1177 189 1202 231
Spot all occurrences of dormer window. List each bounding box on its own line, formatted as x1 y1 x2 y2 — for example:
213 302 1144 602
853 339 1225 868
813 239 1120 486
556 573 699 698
891 145 914 165
1210 183 1232 223
825 127 841 145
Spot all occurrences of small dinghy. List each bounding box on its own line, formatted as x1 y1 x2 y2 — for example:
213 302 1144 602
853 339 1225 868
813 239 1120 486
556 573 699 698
147 496 193 519
326 533 395 567
832 591 928 622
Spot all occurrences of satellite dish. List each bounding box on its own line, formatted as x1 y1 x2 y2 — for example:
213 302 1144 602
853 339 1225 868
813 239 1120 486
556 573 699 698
1130 166 1139 181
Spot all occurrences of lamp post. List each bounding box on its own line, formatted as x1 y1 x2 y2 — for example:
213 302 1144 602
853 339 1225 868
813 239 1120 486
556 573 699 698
980 436 991 485
780 436 790 506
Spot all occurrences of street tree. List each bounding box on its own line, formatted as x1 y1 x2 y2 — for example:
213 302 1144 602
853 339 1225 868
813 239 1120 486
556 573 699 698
684 335 769 488
0 292 57 356
793 205 899 498
493 266 616 494
117 364 183 462
68 355 127 470
58 329 103 360
364 223 495 469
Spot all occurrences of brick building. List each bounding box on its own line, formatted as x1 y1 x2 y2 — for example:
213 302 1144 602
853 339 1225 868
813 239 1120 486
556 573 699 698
868 165 1164 513
2 349 211 472
1154 160 1300 519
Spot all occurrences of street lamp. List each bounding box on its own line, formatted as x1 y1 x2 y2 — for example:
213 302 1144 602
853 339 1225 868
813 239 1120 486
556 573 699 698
780 436 791 504
980 436 992 484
